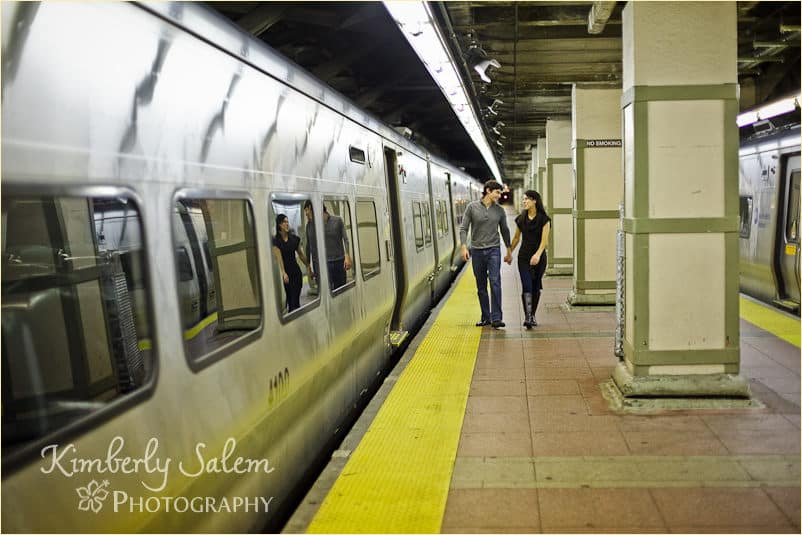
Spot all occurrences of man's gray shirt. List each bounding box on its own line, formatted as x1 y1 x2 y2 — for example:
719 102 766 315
305 214 350 265
459 200 511 250
323 215 349 261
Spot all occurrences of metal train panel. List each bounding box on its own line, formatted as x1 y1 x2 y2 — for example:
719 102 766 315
738 123 801 310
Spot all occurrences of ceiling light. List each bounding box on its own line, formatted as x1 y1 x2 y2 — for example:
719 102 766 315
383 1 502 182
737 95 800 127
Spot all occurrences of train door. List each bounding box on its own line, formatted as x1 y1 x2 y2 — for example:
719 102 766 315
383 147 408 345
427 162 453 300
777 155 800 308
446 173 460 271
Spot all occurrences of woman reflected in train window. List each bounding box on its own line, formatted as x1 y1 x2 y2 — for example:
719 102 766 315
272 213 308 312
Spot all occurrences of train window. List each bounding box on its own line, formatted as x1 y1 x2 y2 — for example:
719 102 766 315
739 196 753 239
786 171 800 244
176 247 194 282
2 194 153 454
270 195 319 320
412 201 424 250
423 202 433 246
356 200 381 279
436 200 449 238
174 198 261 367
349 146 366 165
322 198 356 295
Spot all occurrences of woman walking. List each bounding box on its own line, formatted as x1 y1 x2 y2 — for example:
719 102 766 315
510 190 551 328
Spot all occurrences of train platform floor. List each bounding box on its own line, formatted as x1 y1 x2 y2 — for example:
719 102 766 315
285 245 801 534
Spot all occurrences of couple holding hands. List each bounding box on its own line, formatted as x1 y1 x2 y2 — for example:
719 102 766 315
459 181 551 330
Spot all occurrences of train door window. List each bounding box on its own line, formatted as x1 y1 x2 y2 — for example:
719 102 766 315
355 200 381 279
322 198 356 295
423 202 432 246
436 200 448 237
2 193 153 455
173 197 261 368
739 195 753 239
786 171 800 243
412 201 424 250
269 195 319 320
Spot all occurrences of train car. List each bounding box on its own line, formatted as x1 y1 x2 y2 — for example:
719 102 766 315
0 2 483 532
738 104 801 313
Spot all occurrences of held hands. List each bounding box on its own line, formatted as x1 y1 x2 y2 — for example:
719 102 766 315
503 251 513 265
530 252 541 266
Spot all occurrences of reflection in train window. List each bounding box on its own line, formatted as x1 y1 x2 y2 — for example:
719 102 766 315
786 171 800 244
356 200 381 279
322 198 356 294
739 195 753 239
412 201 424 250
1 195 152 453
270 195 319 319
423 202 432 246
173 198 261 365
436 200 449 237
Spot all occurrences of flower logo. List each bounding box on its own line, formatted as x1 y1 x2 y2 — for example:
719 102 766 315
76 480 110 513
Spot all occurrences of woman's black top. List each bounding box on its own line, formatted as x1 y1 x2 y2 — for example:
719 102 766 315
273 233 302 278
515 211 551 267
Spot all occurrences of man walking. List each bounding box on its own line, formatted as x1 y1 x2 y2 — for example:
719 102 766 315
460 180 512 329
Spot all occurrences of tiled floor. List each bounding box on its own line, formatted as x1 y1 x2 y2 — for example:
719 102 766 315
444 255 801 533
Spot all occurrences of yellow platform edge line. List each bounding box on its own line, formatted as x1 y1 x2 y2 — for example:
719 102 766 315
307 270 481 534
739 296 801 348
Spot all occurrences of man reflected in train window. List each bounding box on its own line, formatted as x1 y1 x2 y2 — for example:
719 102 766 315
321 201 353 291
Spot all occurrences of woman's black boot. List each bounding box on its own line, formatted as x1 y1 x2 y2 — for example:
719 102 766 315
522 293 534 328
530 291 540 326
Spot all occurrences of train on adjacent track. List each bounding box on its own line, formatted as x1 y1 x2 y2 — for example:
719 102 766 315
1 2 483 531
738 106 800 314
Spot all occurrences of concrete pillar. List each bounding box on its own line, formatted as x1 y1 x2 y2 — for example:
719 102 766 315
546 119 573 275
569 86 623 305
535 137 546 194
611 1 749 408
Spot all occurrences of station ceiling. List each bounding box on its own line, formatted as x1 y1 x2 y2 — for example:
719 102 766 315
207 1 801 189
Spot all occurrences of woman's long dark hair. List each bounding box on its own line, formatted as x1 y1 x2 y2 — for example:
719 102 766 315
523 190 548 219
275 213 288 241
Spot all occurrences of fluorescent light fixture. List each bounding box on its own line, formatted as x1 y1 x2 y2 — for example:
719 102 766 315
737 95 800 127
383 1 502 182
736 111 759 127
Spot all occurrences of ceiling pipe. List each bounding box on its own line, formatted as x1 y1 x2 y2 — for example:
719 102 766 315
587 1 617 35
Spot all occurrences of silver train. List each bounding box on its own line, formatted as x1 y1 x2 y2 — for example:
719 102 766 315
738 110 800 313
1 2 484 532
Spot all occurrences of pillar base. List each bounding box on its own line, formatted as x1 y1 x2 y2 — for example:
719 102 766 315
604 362 758 412
546 266 573 276
567 290 616 306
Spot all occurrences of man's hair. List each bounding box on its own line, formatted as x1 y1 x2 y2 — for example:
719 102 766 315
483 180 503 196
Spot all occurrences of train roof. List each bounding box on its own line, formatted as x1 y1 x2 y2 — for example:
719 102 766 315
138 2 483 184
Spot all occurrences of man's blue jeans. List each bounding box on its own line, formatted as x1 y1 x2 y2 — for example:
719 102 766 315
471 246 502 322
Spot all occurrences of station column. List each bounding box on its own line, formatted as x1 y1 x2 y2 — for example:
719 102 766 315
545 119 574 276
569 86 623 306
535 137 546 193
612 1 750 407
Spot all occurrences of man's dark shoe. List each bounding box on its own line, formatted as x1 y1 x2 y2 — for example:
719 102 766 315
475 320 491 327
491 320 506 329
